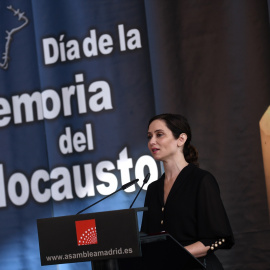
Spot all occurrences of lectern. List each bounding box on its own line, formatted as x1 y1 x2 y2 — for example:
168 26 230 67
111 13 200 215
37 208 205 269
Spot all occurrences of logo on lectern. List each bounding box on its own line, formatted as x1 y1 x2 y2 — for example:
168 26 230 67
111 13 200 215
75 219 98 246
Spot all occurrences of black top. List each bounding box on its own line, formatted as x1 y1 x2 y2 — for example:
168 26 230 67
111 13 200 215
141 163 234 251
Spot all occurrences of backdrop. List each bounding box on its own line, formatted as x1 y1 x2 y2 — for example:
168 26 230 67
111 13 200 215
0 1 270 269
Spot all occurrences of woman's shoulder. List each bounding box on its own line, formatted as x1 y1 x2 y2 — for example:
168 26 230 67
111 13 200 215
188 163 213 177
146 173 164 190
189 164 219 189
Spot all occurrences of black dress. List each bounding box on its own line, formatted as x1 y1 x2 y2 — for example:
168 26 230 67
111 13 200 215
141 163 234 269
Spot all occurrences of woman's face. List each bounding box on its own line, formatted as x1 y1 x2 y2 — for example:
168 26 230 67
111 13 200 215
147 119 179 161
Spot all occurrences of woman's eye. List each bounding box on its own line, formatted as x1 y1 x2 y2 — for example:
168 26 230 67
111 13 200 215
157 133 163 137
147 135 152 140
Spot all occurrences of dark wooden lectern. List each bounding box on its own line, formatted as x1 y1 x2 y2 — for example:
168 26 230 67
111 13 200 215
37 208 205 270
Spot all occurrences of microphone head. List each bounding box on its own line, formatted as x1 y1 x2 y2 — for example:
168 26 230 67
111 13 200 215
121 179 139 190
143 173 150 184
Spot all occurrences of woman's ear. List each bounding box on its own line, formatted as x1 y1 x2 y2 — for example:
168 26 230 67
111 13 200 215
177 133 187 147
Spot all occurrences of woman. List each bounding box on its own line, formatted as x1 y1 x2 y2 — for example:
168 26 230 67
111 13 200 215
141 113 234 269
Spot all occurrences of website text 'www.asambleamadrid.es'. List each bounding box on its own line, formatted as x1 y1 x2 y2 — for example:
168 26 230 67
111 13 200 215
45 247 134 262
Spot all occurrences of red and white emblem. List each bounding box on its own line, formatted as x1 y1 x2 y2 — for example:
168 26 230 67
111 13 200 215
75 219 98 246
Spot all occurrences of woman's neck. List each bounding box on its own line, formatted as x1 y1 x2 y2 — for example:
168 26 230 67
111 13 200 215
163 157 188 182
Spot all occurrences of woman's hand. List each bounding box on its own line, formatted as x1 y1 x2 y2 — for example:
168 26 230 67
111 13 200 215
184 241 210 258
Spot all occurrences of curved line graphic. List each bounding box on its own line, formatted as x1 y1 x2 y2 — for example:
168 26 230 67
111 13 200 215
0 5 29 70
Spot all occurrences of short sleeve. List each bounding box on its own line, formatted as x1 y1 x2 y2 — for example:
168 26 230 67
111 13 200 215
197 173 234 251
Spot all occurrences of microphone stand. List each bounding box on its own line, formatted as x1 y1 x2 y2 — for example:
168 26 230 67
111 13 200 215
76 179 139 215
129 173 150 208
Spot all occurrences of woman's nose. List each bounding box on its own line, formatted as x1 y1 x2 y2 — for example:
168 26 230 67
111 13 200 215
149 137 155 145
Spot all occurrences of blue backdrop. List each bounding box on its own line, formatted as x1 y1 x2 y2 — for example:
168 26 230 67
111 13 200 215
0 1 158 269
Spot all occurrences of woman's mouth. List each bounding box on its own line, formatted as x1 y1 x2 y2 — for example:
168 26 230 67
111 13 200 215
152 148 159 154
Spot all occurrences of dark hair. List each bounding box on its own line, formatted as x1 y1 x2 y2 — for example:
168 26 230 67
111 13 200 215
148 113 199 166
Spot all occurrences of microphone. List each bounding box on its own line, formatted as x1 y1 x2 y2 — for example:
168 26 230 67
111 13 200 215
129 173 150 208
76 179 139 215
